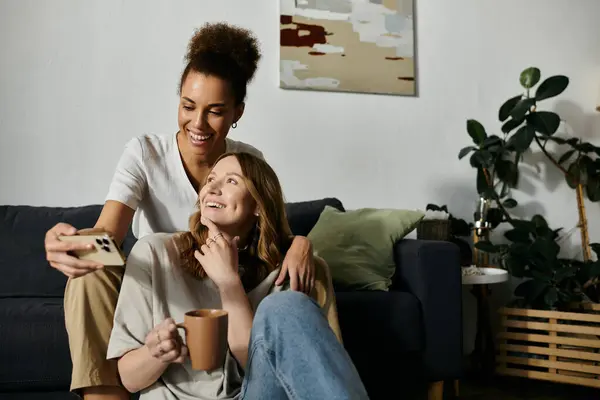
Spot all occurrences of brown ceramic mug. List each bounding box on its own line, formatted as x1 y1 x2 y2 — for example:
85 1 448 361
177 309 228 371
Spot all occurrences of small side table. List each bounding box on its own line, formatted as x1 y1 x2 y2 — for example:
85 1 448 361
462 267 509 380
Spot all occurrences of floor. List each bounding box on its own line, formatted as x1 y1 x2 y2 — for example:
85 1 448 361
457 376 600 400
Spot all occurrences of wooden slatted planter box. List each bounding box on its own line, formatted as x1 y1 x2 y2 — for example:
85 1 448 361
496 305 600 388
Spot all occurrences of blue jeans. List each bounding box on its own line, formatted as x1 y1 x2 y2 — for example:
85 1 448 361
239 291 369 400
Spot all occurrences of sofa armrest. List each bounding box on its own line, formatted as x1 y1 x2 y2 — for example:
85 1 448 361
392 239 463 381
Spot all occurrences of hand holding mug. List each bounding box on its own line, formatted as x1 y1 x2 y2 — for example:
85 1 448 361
145 318 188 364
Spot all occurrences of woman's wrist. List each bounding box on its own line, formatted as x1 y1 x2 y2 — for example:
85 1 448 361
217 275 244 294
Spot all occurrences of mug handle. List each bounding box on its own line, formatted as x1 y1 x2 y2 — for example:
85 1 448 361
176 322 188 347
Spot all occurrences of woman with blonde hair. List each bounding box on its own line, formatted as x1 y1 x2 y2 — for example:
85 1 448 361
107 152 368 399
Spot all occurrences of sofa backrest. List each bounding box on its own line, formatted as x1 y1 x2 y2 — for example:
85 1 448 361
0 198 344 299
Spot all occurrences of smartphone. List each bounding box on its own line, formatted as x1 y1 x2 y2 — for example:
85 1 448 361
58 232 126 266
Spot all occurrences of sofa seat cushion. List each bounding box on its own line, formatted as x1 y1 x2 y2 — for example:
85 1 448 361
335 290 425 398
0 298 71 391
335 290 423 354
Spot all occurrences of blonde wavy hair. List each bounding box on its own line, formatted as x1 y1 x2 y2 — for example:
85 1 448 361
175 152 293 286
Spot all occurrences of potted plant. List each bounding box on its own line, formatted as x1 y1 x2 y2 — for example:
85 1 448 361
458 67 600 388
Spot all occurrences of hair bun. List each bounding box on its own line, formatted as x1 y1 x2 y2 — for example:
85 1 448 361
186 22 261 83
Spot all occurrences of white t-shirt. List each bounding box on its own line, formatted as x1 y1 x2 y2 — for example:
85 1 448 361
105 133 264 239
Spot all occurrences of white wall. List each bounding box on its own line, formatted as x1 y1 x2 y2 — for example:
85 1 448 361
1 0 600 352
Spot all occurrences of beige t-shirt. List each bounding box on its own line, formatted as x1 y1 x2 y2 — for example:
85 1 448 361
107 233 282 400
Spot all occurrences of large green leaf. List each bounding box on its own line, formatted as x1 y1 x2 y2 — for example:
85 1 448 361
470 150 493 168
504 255 527 277
502 117 524 134
566 162 580 188
487 208 504 229
467 119 487 145
450 218 472 237
575 142 596 154
586 175 600 202
531 214 549 229
503 198 518 208
527 111 561 135
577 156 592 185
590 243 600 256
577 261 600 282
499 181 510 198
531 269 552 283
499 95 522 122
482 135 503 149
505 228 530 243
530 236 560 261
458 146 475 160
520 67 541 89
558 149 575 165
535 75 569 101
496 159 519 187
511 219 536 233
589 262 600 280
507 125 535 152
510 98 536 121
554 266 576 282
515 279 548 303
474 240 500 253
544 287 558 307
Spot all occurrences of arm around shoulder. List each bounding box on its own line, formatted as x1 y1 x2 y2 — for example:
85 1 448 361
311 256 344 344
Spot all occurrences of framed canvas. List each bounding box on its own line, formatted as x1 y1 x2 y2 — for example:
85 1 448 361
280 0 416 96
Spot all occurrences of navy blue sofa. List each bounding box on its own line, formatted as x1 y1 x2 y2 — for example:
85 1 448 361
0 198 462 399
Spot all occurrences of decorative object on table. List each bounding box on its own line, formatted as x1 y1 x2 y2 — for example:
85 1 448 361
417 203 474 266
307 205 424 291
417 203 473 241
417 206 451 241
457 66 600 388
279 0 416 96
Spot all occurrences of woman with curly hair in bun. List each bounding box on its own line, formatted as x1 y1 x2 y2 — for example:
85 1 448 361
107 152 368 400
43 23 322 400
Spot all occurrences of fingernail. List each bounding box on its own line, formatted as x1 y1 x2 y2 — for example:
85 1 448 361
87 244 94 249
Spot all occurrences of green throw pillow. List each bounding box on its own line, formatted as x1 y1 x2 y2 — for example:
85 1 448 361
307 206 425 291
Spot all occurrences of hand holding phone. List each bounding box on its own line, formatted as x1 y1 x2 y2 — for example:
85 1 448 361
57 231 126 267
46 223 103 278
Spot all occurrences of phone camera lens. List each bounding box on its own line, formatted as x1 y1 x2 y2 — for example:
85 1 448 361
102 238 109 245
102 245 111 252
95 239 102 245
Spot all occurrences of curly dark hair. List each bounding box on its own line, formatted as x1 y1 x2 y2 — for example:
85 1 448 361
179 22 262 105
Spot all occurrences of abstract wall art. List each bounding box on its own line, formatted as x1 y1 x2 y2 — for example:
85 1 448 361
280 0 416 96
